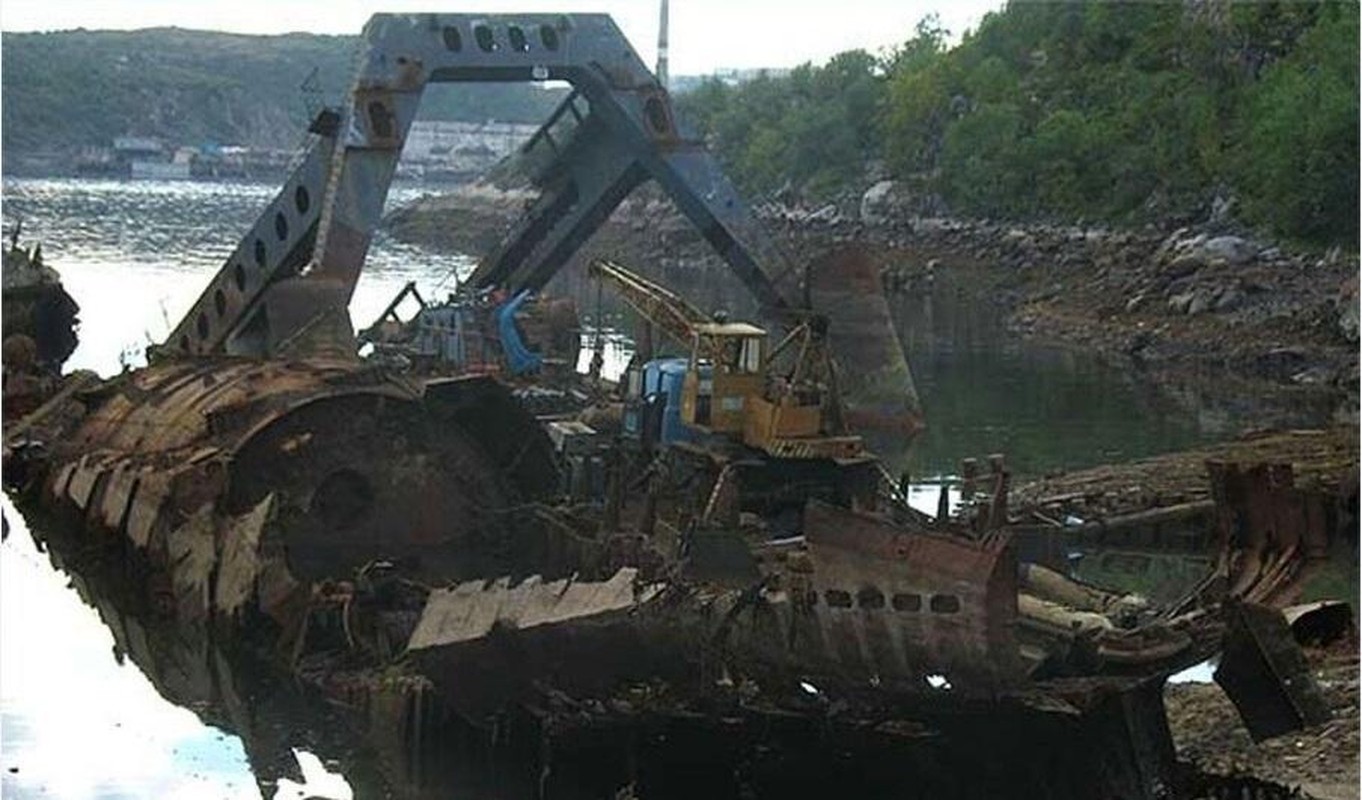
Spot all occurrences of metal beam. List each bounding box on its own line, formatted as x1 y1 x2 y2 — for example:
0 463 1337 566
165 12 796 357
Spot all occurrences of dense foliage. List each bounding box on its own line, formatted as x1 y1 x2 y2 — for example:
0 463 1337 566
676 2 1359 245
1 28 567 152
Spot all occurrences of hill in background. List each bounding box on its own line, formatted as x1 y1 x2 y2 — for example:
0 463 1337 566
1 27 568 154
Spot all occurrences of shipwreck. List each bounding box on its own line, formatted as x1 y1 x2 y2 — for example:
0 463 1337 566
3 12 1355 800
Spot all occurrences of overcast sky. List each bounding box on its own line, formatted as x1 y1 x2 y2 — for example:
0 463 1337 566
0 0 1003 74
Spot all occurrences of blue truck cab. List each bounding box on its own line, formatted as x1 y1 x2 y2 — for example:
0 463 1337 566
623 356 712 446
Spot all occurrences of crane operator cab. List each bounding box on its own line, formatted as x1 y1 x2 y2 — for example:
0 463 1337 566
680 322 766 435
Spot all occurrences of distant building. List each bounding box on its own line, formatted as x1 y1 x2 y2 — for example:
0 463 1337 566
669 68 791 94
402 120 540 176
113 136 163 159
130 161 191 180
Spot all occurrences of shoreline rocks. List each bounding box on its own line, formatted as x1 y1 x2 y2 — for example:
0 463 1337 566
383 182 1358 424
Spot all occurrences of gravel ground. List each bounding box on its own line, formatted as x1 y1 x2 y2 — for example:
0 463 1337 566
1166 644 1360 800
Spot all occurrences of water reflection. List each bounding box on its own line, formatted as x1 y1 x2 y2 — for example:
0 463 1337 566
2 178 473 376
1 499 257 799
1 177 468 799
883 279 1219 478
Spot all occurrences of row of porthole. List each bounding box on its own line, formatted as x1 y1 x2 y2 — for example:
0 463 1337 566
187 183 313 347
820 588 961 614
442 22 561 55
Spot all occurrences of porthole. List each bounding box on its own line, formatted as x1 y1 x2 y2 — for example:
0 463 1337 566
930 594 961 614
441 25 462 51
294 185 310 215
644 96 671 135
824 589 852 609
856 587 886 610
892 593 922 612
474 24 497 52
368 100 394 139
539 24 559 50
508 25 529 52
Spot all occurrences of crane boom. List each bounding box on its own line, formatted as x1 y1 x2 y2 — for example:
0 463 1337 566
586 258 715 356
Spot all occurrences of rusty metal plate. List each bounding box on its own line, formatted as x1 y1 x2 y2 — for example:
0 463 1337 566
407 568 659 651
126 470 173 549
97 460 139 531
65 454 105 510
1214 600 1330 742
214 494 274 616
48 460 77 502
802 500 1021 692
67 358 374 457
167 504 219 618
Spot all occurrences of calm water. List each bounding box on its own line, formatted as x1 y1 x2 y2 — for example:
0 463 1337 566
0 177 464 800
0 177 1276 798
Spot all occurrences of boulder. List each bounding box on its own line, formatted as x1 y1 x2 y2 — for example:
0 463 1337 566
1158 232 1256 270
1198 235 1257 266
1337 275 1359 342
859 180 899 226
1187 289 1214 316
1214 286 1243 313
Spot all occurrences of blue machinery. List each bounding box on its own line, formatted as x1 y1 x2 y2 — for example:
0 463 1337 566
496 290 544 375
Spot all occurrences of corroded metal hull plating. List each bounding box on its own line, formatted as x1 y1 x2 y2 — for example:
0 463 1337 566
40 358 557 624
799 500 1021 692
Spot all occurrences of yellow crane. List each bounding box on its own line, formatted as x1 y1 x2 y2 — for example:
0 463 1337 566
587 259 864 460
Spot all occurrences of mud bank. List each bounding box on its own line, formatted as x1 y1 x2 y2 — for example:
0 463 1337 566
385 185 1358 430
804 211 1359 428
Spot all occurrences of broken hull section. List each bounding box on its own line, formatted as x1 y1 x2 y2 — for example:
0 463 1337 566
26 359 560 627
5 359 1344 799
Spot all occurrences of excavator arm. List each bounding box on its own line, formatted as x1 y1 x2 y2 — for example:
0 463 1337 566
162 13 795 359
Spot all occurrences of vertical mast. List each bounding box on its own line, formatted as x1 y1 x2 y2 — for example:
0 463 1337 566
656 0 670 89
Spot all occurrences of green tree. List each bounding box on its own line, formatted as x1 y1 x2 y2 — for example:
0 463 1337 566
1232 5 1358 243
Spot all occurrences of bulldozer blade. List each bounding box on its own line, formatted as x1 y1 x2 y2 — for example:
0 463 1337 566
1213 600 1330 742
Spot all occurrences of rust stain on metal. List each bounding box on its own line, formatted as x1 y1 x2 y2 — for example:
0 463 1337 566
1208 459 1350 606
214 494 274 616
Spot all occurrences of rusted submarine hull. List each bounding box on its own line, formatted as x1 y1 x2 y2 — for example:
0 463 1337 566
13 479 1320 800
7 361 1333 800
18 358 559 629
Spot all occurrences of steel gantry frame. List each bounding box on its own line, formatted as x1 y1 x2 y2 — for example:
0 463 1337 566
164 13 797 359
